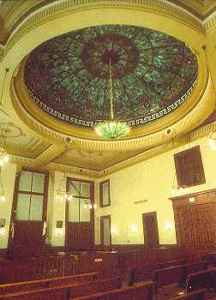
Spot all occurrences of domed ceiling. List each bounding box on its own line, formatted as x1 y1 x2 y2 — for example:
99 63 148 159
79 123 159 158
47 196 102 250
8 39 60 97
24 25 198 129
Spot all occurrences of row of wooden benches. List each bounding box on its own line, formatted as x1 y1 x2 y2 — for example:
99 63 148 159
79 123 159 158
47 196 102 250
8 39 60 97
0 256 215 300
0 274 208 300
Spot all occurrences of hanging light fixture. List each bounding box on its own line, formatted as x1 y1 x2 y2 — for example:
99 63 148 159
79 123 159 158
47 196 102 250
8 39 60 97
95 58 130 139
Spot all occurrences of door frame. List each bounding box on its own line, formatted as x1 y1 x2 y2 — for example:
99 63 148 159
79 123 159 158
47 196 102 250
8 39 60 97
142 211 159 247
65 178 95 250
8 169 49 255
100 215 112 247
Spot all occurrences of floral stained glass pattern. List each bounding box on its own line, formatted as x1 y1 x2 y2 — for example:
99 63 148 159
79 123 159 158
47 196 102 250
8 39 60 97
24 25 198 128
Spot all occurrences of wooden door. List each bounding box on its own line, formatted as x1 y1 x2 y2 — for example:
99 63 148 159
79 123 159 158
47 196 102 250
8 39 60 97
65 179 94 250
142 212 159 248
100 215 111 246
10 170 48 258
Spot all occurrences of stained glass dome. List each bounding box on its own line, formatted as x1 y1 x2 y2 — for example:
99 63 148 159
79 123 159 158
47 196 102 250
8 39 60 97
24 25 198 128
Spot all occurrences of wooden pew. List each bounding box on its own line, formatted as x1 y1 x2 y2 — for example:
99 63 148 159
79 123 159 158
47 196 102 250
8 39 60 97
72 281 154 300
181 262 207 287
0 287 66 300
154 262 208 291
154 265 184 290
170 289 206 300
69 277 121 298
0 272 98 295
0 277 121 300
186 268 216 293
158 259 186 269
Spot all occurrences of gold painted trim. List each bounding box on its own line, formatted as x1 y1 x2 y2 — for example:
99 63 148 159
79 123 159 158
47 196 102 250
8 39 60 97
4 0 203 51
10 117 216 179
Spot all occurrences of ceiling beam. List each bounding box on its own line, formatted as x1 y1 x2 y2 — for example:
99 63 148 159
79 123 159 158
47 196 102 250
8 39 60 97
28 144 66 169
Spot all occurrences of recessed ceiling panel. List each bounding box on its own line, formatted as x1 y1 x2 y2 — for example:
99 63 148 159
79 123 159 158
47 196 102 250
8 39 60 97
24 25 198 128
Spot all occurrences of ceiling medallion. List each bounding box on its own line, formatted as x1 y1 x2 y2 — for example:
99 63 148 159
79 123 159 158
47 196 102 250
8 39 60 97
24 25 198 133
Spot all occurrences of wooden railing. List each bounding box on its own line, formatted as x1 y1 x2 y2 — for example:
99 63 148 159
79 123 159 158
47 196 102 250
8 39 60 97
0 252 119 283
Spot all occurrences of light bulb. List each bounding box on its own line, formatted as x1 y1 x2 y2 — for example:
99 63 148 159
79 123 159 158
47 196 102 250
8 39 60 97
208 138 216 150
0 195 6 203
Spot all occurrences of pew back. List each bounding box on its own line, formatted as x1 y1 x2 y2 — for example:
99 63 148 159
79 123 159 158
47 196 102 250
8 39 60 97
0 272 97 295
186 268 216 292
171 289 206 300
72 281 154 300
0 277 121 300
154 265 184 288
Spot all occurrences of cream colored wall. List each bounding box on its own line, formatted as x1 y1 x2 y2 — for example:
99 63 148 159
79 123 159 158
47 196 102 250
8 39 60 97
47 171 94 247
1 136 216 249
0 162 17 249
95 136 216 245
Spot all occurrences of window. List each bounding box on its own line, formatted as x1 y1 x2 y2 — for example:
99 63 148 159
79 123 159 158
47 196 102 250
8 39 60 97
67 180 92 222
15 171 47 221
100 180 110 207
174 145 206 188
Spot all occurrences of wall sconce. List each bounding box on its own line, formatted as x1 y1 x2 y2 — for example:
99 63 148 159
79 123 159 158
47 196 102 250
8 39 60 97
111 225 119 235
0 227 6 236
189 197 195 203
164 221 173 231
0 218 6 228
129 224 138 233
84 202 97 209
208 133 216 150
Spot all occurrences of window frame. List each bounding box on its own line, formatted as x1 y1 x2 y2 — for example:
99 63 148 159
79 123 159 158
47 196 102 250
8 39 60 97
66 178 94 223
100 179 111 207
13 169 49 222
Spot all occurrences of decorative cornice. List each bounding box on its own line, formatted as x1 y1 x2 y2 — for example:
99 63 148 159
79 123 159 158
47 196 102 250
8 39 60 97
4 0 203 55
10 155 100 178
203 11 216 31
9 118 216 178
97 119 216 176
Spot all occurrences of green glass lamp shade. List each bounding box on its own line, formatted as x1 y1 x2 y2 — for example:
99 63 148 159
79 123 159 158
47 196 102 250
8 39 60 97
95 121 130 139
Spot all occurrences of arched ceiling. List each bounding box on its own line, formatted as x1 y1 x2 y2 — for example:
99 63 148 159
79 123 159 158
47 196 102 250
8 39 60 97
24 25 198 128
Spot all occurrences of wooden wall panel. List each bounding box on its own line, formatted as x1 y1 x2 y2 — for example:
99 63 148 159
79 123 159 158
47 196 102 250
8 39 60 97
171 190 216 249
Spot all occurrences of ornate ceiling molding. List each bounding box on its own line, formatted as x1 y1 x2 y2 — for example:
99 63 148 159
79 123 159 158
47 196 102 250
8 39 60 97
203 11 216 31
98 120 216 177
10 154 101 178
3 0 203 56
11 42 210 152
